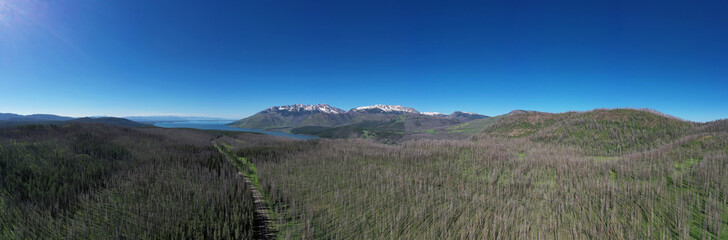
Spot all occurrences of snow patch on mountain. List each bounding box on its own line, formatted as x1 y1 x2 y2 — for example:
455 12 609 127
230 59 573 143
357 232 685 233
265 104 346 114
422 112 446 116
352 105 420 114
260 104 487 117
452 111 479 115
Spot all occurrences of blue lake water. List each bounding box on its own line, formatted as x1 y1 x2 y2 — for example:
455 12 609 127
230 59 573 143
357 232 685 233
153 120 318 140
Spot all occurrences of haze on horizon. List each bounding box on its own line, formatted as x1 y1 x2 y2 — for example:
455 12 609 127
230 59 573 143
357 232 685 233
1 0 727 122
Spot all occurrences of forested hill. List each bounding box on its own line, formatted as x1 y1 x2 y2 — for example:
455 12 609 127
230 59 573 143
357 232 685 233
0 124 261 239
474 108 698 155
0 116 151 128
0 113 73 122
68 117 152 127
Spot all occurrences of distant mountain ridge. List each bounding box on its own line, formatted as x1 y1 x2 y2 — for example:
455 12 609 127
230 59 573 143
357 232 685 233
69 117 152 127
0 113 74 122
123 116 235 123
264 104 347 114
0 113 151 128
350 105 420 114
227 104 488 141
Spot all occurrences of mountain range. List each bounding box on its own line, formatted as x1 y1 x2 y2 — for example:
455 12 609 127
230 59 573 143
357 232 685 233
227 105 728 144
227 104 488 140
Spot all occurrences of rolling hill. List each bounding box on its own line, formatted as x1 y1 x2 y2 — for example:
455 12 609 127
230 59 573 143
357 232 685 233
0 113 73 121
0 114 151 128
69 117 153 127
474 108 698 155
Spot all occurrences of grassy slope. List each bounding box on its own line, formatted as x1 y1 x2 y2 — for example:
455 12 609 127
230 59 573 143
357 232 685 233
477 109 696 155
447 114 505 134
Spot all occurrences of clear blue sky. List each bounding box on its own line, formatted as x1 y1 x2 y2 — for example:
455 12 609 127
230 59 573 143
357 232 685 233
1 0 726 122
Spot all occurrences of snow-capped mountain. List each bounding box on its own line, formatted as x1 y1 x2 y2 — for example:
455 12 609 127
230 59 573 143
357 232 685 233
447 111 488 121
264 104 346 114
228 103 488 132
229 104 351 130
455 111 477 115
422 112 447 116
350 105 420 114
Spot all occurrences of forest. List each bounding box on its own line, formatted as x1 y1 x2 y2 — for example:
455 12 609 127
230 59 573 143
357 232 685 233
2 109 728 239
219 109 728 239
0 124 260 239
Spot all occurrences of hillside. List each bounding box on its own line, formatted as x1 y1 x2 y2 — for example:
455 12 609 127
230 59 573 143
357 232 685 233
446 114 505 134
222 119 728 239
291 120 407 142
475 108 696 155
0 117 151 128
290 113 473 142
366 115 505 142
228 104 352 130
70 117 152 127
447 111 489 121
0 124 261 239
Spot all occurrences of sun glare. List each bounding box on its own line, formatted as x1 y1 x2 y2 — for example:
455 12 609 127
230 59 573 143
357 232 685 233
0 1 7 22
0 0 42 34
0 0 15 28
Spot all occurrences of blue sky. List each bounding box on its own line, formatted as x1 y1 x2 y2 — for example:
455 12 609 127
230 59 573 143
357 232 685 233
1 0 726 122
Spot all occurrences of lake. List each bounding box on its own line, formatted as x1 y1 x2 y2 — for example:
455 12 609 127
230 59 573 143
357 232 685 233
153 120 318 140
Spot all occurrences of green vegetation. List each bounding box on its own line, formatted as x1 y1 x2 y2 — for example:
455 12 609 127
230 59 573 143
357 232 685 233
477 109 696 155
447 114 504 134
215 141 261 191
218 110 728 239
4 109 728 239
68 117 152 127
0 124 257 239
291 114 499 142
291 120 406 142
